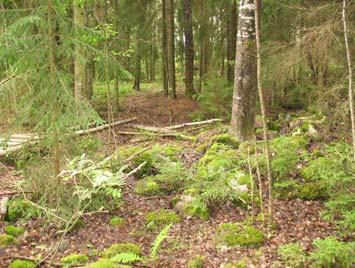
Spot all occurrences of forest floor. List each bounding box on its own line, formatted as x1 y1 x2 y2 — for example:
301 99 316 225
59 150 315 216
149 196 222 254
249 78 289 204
0 86 339 267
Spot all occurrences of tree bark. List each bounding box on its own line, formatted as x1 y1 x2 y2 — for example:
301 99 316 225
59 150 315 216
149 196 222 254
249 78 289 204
183 0 195 98
162 0 169 96
230 0 257 141
166 0 176 98
73 1 87 101
342 0 355 159
227 0 237 83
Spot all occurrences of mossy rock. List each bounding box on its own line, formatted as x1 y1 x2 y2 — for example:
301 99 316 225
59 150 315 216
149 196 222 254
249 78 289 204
216 223 265 248
145 209 181 229
109 217 124 227
4 225 25 237
296 182 328 201
0 234 17 247
214 134 240 149
61 254 89 266
150 145 183 162
8 259 36 268
85 259 131 268
102 243 142 259
188 256 205 268
134 178 161 196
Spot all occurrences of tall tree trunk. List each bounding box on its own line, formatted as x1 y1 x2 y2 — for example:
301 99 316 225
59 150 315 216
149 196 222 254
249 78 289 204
133 38 141 91
230 0 257 141
183 0 195 98
73 1 87 100
166 0 176 98
85 2 94 100
162 0 169 96
227 0 237 83
342 0 355 159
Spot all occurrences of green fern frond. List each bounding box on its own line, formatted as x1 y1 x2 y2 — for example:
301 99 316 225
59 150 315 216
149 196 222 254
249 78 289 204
110 252 142 264
150 223 173 258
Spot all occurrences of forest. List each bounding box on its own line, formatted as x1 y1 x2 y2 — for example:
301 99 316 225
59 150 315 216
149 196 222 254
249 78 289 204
0 0 354 267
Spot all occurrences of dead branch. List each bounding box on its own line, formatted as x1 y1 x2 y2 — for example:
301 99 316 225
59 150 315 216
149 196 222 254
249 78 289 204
164 118 223 130
76 117 136 135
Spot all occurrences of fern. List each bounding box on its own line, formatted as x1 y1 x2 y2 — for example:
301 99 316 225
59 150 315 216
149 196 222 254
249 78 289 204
110 252 141 264
150 223 173 258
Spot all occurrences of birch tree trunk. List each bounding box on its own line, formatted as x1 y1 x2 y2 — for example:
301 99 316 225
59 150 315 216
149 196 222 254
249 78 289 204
183 0 195 98
73 1 86 101
166 0 176 98
230 0 257 141
342 0 355 159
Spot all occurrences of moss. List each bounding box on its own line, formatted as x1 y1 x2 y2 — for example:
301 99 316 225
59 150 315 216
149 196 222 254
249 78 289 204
216 223 265 248
134 178 161 196
214 134 240 148
0 234 17 247
102 243 142 259
61 254 89 266
145 209 181 229
183 198 210 220
274 180 299 200
5 197 40 222
8 260 36 268
296 182 328 201
85 259 131 268
109 217 124 227
4 225 25 237
188 256 205 268
224 260 248 268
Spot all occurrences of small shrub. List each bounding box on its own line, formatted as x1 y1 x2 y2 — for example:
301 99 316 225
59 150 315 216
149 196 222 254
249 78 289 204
4 225 25 237
309 236 354 268
102 243 142 258
109 217 124 227
277 243 306 268
61 254 89 266
79 137 102 153
188 255 205 268
8 260 36 268
182 198 210 220
152 162 188 193
145 209 181 230
0 234 17 247
216 223 265 248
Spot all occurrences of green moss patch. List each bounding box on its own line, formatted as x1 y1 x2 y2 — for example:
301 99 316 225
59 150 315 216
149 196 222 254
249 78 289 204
8 260 36 268
5 197 41 222
145 209 181 229
224 260 248 268
188 256 205 268
109 217 125 227
102 243 142 259
61 254 89 266
134 178 161 196
214 134 239 148
216 223 265 248
0 234 17 247
85 259 116 268
4 225 25 237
